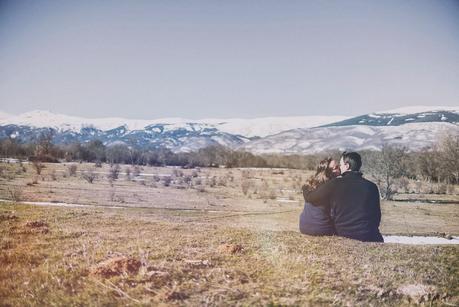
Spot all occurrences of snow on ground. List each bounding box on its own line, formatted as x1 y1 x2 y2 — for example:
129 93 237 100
383 235 459 245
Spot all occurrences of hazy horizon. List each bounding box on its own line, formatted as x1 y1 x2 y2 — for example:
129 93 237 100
1 105 459 121
1 1 458 119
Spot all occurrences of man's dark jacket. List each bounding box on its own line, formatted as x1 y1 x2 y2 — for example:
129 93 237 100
303 171 383 242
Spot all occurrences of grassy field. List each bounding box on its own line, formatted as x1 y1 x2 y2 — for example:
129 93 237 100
1 162 458 305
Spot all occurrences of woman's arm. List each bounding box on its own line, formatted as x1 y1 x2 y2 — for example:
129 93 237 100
303 179 335 208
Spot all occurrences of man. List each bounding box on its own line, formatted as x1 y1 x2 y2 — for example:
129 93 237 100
303 152 383 242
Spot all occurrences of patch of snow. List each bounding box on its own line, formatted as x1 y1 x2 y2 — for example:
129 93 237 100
383 235 459 245
276 198 298 203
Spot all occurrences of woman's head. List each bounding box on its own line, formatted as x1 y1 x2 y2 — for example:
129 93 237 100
306 157 339 189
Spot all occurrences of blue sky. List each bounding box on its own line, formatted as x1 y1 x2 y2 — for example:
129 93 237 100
0 0 458 119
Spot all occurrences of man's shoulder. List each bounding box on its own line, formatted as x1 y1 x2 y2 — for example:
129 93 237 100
361 177 379 191
340 173 378 188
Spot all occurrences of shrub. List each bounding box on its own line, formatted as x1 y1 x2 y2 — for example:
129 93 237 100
32 161 44 175
436 183 447 194
125 167 132 180
183 175 192 185
82 169 97 183
241 180 251 196
108 164 120 180
397 177 410 193
50 170 57 181
68 164 78 176
242 170 251 179
162 176 172 187
133 166 141 177
268 189 277 200
218 177 227 186
173 169 183 177
7 187 22 202
208 176 217 187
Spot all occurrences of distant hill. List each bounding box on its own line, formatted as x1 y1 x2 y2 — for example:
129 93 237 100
241 106 459 154
323 107 459 127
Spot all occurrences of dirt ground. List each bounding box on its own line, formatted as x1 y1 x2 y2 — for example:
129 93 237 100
1 162 458 305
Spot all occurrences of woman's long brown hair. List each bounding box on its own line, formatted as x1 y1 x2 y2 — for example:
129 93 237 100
305 157 334 190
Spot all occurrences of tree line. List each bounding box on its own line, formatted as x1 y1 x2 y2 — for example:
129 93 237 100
1 131 458 186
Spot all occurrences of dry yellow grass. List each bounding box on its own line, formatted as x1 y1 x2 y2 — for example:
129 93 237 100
0 162 458 305
1 203 458 306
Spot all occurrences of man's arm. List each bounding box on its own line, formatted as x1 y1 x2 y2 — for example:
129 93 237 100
370 183 382 226
303 179 335 208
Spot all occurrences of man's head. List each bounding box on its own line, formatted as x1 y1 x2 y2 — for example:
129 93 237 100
339 151 362 173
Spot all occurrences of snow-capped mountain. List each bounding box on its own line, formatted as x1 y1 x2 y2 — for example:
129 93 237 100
241 122 458 154
241 106 459 154
323 106 459 127
0 106 457 154
0 110 346 138
0 110 346 152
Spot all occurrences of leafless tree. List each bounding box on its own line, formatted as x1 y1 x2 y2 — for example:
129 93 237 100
82 169 97 183
68 164 78 176
32 161 45 175
366 145 408 200
108 164 121 180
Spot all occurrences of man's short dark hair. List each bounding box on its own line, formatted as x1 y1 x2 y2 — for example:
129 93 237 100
341 151 362 171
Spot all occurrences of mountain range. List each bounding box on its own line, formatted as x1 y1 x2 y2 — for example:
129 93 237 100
0 106 457 154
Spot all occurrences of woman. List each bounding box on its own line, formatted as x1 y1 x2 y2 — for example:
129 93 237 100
299 158 339 236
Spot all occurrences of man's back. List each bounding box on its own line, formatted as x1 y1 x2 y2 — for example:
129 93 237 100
305 171 383 242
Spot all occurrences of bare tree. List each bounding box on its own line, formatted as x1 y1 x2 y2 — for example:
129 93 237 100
365 145 408 200
241 180 251 196
68 164 78 176
34 130 55 160
32 161 45 175
162 176 172 187
7 187 22 202
438 133 459 184
125 167 132 180
108 164 121 180
82 169 97 183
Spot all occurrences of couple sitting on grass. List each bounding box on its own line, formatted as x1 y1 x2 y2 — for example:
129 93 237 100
300 151 384 242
